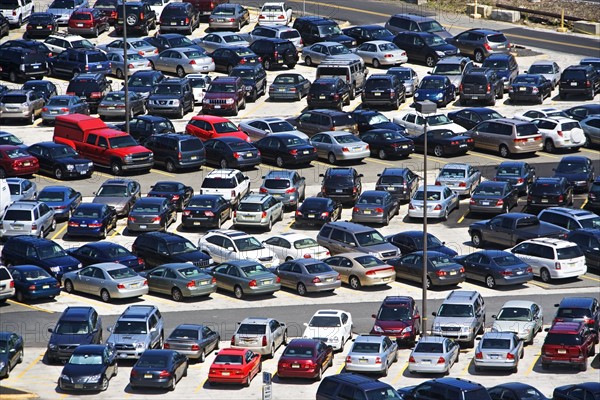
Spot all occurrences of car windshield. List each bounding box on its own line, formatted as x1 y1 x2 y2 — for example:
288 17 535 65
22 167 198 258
309 316 341 327
482 338 511 349
169 328 199 340
414 342 443 353
213 6 235 15
129 76 153 87
5 149 29 159
511 388 546 400
136 355 168 368
439 168 466 178
50 146 78 158
429 255 454 267
21 268 52 280
528 64 554 74
556 161 588 173
420 79 445 90
55 321 90 334
377 306 411 321
96 185 128 197
154 85 181 95
213 354 242 364
221 34 244 42
305 262 332 274
230 69 256 78
493 255 523 267
38 244 67 259
189 77 209 89
497 307 531 321
234 49 255 57
167 240 197 254
365 388 402 400
437 304 474 317
414 191 441 201
268 121 295 132
334 134 361 144
240 264 269 276
366 79 392 91
237 324 266 335
556 308 590 319
328 44 349 55
233 237 263 251
355 231 386 246
107 267 137 279
68 354 103 365
355 255 385 267
282 346 314 358
423 34 446 46
0 134 23 146
113 321 146 334
38 191 65 202
318 25 342 37
432 64 462 75
352 342 381 353
102 245 129 257
293 238 318 249
213 122 240 133
3 210 31 220
379 175 404 185
0 0 19 8
50 0 75 8
544 333 581 345
177 266 205 278
1 95 27 104
514 76 540 84
427 115 452 125
109 136 138 148
209 83 235 92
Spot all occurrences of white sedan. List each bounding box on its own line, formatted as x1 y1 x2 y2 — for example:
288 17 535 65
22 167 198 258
263 233 330 262
353 40 407 68
393 111 466 136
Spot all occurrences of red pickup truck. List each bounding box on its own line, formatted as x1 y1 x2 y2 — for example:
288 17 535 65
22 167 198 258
53 114 154 175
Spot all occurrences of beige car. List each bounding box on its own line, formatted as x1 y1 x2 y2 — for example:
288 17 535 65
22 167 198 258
0 90 45 125
468 118 542 158
322 252 396 290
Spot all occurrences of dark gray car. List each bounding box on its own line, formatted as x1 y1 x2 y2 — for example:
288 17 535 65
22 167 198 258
143 263 217 301
270 259 341 295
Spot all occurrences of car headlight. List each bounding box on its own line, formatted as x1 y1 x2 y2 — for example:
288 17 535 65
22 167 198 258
48 344 57 350
134 342 146 349
59 374 70 382
401 326 413 334
460 326 471 333
436 51 445 57
77 263 82 269
225 98 235 104
50 266 61 273
352 40 357 46
414 92 420 98
172 99 180 106
66 164 74 171
373 325 384 333
331 337 340 342
245 85 253 91
124 154 133 162
88 374 101 383
88 162 93 167
435 93 443 99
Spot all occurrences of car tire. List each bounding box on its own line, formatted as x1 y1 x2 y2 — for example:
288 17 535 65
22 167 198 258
8 70 18 83
15 290 24 303
100 289 111 303
378 149 387 160
0 168 5 179
267 218 273 231
165 159 176 173
100 226 107 239
425 55 436 67
474 50 484 63
433 145 444 157
544 139 556 153
471 232 483 247
50 219 56 232
540 268 552 283
64 280 74 293
499 145 510 158
580 361 588 371
305 56 312 67
169 377 176 391
327 152 336 164
172 287 183 302
176 66 185 78
100 377 109 391
373 59 381 68
263 59 272 71
485 275 496 289
176 106 184 119
349 275 361 290
111 160 123 176
297 283 307 296
219 158 229 169
234 285 244 299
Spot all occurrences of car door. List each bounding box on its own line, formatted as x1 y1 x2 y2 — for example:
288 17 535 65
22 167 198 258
147 266 167 294
461 253 485 282
511 242 542 274
273 261 291 288
382 336 396 366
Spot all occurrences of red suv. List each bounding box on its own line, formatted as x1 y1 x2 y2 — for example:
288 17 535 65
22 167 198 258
370 296 421 346
67 8 110 38
541 321 597 371
201 76 246 116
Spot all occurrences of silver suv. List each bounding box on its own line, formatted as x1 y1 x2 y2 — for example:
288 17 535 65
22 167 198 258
0 201 56 238
106 305 165 359
431 290 486 347
231 317 287 358
233 193 284 231
259 170 306 210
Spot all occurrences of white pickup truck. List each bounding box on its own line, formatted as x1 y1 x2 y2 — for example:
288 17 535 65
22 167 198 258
258 2 292 26
0 0 34 26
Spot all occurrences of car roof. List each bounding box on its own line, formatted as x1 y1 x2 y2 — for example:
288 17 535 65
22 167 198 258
558 155 591 163
101 178 136 186
558 297 597 308
325 167 355 175
500 300 537 309
120 305 157 319
39 185 72 192
273 232 312 241
417 335 447 343
286 338 320 348
380 168 409 175
217 348 248 355
548 321 584 333
353 335 385 343
60 306 95 320
314 309 346 317
173 324 204 330
72 345 107 354
429 377 485 390
205 168 242 178
525 237 577 248
81 241 124 250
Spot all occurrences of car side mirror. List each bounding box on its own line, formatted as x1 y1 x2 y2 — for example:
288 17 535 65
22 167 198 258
371 314 377 319
150 327 157 333
544 327 550 332
265 129 271 133
227 247 234 251
48 327 54 333
492 315 497 319
107 327 113 332
92 328 99 334
554 303 560 307
107 80 113 84
319 174 324 177
552 168 556 172
358 174 364 178
432 312 437 316
303 322 308 327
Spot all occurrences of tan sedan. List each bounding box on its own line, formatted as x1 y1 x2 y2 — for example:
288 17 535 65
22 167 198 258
323 252 396 289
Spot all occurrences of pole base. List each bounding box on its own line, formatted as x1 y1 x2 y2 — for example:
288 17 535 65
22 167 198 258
470 13 482 19
556 27 568 32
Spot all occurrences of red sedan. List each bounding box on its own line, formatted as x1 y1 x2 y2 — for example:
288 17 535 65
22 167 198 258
0 145 39 178
185 115 250 142
277 339 333 380
208 348 261 386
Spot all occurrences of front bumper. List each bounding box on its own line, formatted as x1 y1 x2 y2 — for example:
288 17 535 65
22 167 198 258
59 379 105 391
121 160 154 171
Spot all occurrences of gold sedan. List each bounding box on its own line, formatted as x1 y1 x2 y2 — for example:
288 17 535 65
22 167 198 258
322 252 396 290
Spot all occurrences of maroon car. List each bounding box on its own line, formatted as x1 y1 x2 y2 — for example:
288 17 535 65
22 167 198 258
202 76 246 116
277 339 333 380
370 296 421 346
541 321 597 371
0 145 39 178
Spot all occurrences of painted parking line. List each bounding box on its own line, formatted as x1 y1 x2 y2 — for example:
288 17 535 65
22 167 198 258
61 292 114 313
525 354 541 376
462 358 472 375
390 361 408 385
580 199 588 209
150 169 175 177
33 174 61 183
457 210 470 224
581 274 600 283
366 158 394 167
529 281 549 289
93 171 113 179
110 224 126 238
15 352 45 380
50 224 68 241
194 378 209 393
7 300 54 314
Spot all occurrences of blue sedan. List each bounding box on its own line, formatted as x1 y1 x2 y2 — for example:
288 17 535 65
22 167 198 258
414 75 455 107
8 265 61 302
67 242 146 272
36 185 82 220
454 250 533 289
67 203 118 239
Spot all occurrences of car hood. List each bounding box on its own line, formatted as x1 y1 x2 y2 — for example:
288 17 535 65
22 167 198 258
433 316 477 328
492 320 535 334
61 362 105 378
54 156 91 165
415 88 446 98
92 197 129 209
107 333 149 346
204 92 237 99
50 332 96 346
374 320 411 331
303 326 343 340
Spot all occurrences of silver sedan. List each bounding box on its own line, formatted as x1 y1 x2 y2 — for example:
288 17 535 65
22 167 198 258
408 336 460 375
408 185 460 221
194 32 249 53
106 51 152 79
149 47 215 77
302 42 356 67
239 117 309 140
435 163 481 197
143 263 217 301
98 38 158 58
97 91 146 119
208 3 249 31
310 131 370 164
474 332 524 373
41 95 89 124
62 263 148 302
526 60 561 89
353 40 407 68
345 335 398 376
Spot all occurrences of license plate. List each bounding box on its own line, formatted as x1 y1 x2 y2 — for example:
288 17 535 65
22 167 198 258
325 278 333 282
374 92 381 96
472 96 479 99
402 145 408 149
353 147 361 151
74 384 83 389
144 374 152 378
108 106 115 110
571 82 577 86
140 225 147 229
528 138 534 142
450 271 457 275
215 105 221 109
541 199 548 203
36 26 42 29
388 186 395 190
246 153 252 157
517 270 523 275
558 349 566 354
519 87 526 91
80 170 87 175
191 156 198 160
51 110 58 114
171 22 177 25
319 95 325 99
303 150 309 154
77 23 83 27
291 364 300 368
491 355 499 359
460 144 467 147
23 162 30 166
221 371 230 375
194 222 201 225
482 201 490 206
308 214 315 218
130 283 139 288
262 280 271 285
363 210 371 214
336 190 343 193
200 280 209 285
359 359 368 364
277 60 283 63
43 285 49 289
278 88 285 91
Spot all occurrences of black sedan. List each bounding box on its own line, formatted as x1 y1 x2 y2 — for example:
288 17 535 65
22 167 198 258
204 137 261 169
342 25 395 45
360 129 414 160
58 344 118 392
527 177 573 210
447 107 504 130
67 242 146 271
295 197 342 228
254 134 318 168
386 231 458 257
130 350 188 391
147 181 194 211
144 33 205 53
209 46 261 73
25 13 59 38
454 250 533 289
508 74 553 104
127 197 177 233
553 383 600 400
412 129 473 157
489 382 549 400
118 115 176 144
182 194 232 229
469 181 519 214
564 104 600 122
494 161 536 195
27 142 94 179
0 331 24 379
268 73 311 101
387 251 465 289
351 109 407 134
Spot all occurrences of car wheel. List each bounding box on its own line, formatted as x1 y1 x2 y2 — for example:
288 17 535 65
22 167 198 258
349 275 361 290
315 366 323 381
17 349 23 364
0 168 5 179
100 377 109 391
28 112 35 125
378 149 387 160
305 56 312 67
499 145 510 158
243 375 251 387
276 156 284 167
263 59 272 71
425 55 436 67
485 275 496 289
177 106 184 119
580 361 588 371
169 377 176 391
297 282 307 296
8 70 18 83
327 152 336 164
540 268 552 283
176 66 185 78
267 218 273 231
101 226 107 239
92 26 98 38
442 208 449 221
474 50 484 63
165 159 176 173
199 349 206 363
372 59 380 68
111 160 123 176
15 290 24 303
227 64 234 74
426 276 432 289
544 139 556 153
64 280 74 293
433 145 444 157
172 287 183 302
100 289 111 303
471 232 483 247
234 285 244 299
50 219 56 232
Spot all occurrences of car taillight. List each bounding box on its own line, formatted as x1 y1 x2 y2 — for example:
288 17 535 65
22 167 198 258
557 130 563 137
231 335 235 345
501 269 513 276
189 59 196 65
262 335 268 346
435 181 441 185
484 42 492 51
486 84 491 93
183 210 191 216
586 80 591 87
128 217 136 223
191 344 200 351
185 17 189 24
459 84 463 93
90 92 103 99
475 352 483 359
140 12 144 20
436 270 447 276
375 357 382 364
408 203 415 209
333 94 339 101
346 356 352 363
249 280 257 287
231 190 236 198
558 195 564 203
433 204 442 210
459 267 465 273
458 182 467 187
158 370 171 378
204 211 215 217
274 51 278 59
278 15 285 19
163 343 170 349
137 258 144 265
209 18 214 22
88 223 102 228
151 216 161 222
187 280 196 288
285 187 296 194
517 178 524 184
374 207 383 213
42 107 48 112
259 14 265 19
508 86 513 93
261 211 267 219
555 262 562 270
130 370 138 377
289 149 298 155
352 186 358 194
60 108 69 112
259 187 268 193
211 277 217 284
229 18 235 22
470 199 475 205
66 92 75 96
506 353 515 360
496 199 504 206
117 283 126 289
31 223 37 230
312 277 321 283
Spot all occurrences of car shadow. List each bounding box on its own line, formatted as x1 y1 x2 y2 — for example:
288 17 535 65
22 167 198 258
395 278 458 293
215 288 278 302
202 380 247 391
465 359 516 376
63 290 145 305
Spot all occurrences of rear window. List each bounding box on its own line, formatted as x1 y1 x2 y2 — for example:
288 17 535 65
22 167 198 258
280 30 300 40
1 95 27 104
236 323 266 335
264 179 290 189
180 139 203 152
545 333 581 345
169 328 198 340
238 202 262 212
556 308 590 319
0 0 19 9
516 123 538 137
366 79 390 91
202 177 235 188
487 33 507 43
87 53 107 63
531 183 559 195
71 12 91 20
67 81 101 92
561 122 579 131
0 268 11 280
161 7 183 17
463 75 488 85
562 70 585 80
274 42 295 52
331 114 355 126
312 82 335 92
556 246 584 260
379 175 403 184
3 210 32 221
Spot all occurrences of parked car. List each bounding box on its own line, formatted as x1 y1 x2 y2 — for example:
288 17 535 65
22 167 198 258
6 177 36 202
229 64 267 102
263 233 329 261
319 167 363 206
559 64 599 100
553 155 595 191
164 324 220 363
270 259 340 295
435 163 481 197
149 47 215 77
277 338 333 380
208 260 281 299
199 169 250 206
147 181 194 211
143 263 216 301
430 290 486 348
509 74 553 104
342 25 395 45
249 38 298 70
97 91 145 119
553 297 600 334
494 161 536 194
257 2 292 25
67 242 145 271
466 118 543 158
207 348 261 386
407 336 460 375
201 76 246 116
375 167 420 202
247 24 302 51
181 194 231 229
92 178 141 217
254 134 317 168
290 109 358 137
66 203 117 238
318 373 402 399
469 181 519 214
208 3 249 32
45 306 103 363
566 229 600 270
345 335 398 376
0 200 54 239
147 77 195 118
129 349 188 391
448 107 503 130
351 109 406 135
446 28 511 62
491 300 544 344
230 317 287 358
386 231 457 257
387 66 419 96
106 51 152 78
580 115 600 148
370 296 421 345
25 12 58 38
58 344 117 392
8 265 61 302
392 31 459 67
126 197 177 233
233 193 284 231
394 112 465 136
527 60 561 88
527 177 573 210
302 309 353 351
310 131 369 164
186 115 249 142
408 185 460 221
40 95 90 124
454 250 533 288
317 221 399 260
204 137 260 169
353 40 407 68
98 37 158 57
323 252 396 289
127 70 165 99
132 231 212 268
105 305 164 359
269 73 311 101
67 7 109 37
159 2 199 35
553 383 600 400
307 77 351 110
123 115 176 143
541 321 596 371
259 170 306 210
294 197 342 228
388 251 465 289
361 74 406 110
194 32 249 53
351 190 399 226
413 129 473 157
413 75 455 107
0 90 45 125
532 118 586 153
474 332 524 373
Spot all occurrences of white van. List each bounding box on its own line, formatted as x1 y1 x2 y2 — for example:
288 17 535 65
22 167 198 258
0 179 11 219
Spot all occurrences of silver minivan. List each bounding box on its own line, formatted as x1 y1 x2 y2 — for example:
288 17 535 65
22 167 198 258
468 118 542 158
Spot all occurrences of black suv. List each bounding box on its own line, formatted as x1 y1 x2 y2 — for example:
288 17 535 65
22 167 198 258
559 65 599 100
118 115 175 143
307 77 351 110
317 373 399 400
291 109 358 136
143 133 206 172
249 38 298 70
393 31 459 67
0 47 49 82
362 74 405 109
131 231 212 268
320 167 363 205
147 77 194 118
159 2 200 35
459 67 504 106
46 306 103 364
229 64 267 102
292 16 356 48
65 72 112 113
116 1 157 36
398 377 491 400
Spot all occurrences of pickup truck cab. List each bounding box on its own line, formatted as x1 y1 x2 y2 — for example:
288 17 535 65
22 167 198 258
53 114 154 175
0 0 33 26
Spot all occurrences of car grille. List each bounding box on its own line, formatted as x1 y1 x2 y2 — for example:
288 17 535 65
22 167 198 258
132 152 153 161
192 258 212 267
258 256 273 262
207 99 228 105
58 344 78 351
74 164 89 172
115 344 135 350
381 251 397 258
440 326 461 332
72 376 91 383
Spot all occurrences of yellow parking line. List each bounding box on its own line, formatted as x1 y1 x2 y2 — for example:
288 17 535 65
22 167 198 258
150 169 175 177
529 281 549 289
7 300 54 314
457 210 470 224
335 362 345 374
93 171 113 179
580 199 588 209
282 219 294 232
195 378 208 392
462 358 471 375
50 224 68 241
581 275 600 283
276 289 298 299
525 354 540 376
391 361 408 384
15 352 45 380
537 153 558 159
366 158 394 167
239 99 269 119
580 148 599 155
143 294 177 306
110 224 126 238
33 174 61 183
314 160 332 168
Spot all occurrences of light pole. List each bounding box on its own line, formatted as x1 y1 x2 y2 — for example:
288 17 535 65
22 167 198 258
122 1 130 134
414 100 437 336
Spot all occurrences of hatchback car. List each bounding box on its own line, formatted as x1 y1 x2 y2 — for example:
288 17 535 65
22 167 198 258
259 170 306 210
345 335 398 376
541 321 596 371
323 253 396 290
6 177 36 203
231 317 287 358
388 251 465 289
233 193 284 231
414 75 455 107
447 28 511 62
0 200 55 239
270 259 340 296
0 91 45 125
208 260 281 299
533 118 587 153
469 181 518 214
277 338 333 380
408 336 460 375
408 185 460 221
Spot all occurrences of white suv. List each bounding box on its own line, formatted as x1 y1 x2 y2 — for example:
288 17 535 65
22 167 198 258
198 229 280 267
0 0 33 26
44 33 96 55
531 117 586 153
258 2 293 25
510 238 587 282
302 309 353 351
200 169 250 206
